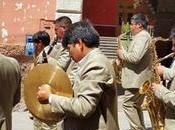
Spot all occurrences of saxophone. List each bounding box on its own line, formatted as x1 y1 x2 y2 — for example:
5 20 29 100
139 37 174 130
113 31 131 84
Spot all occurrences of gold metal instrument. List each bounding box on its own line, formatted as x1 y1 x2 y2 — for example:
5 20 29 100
139 37 174 130
24 64 73 123
114 31 131 84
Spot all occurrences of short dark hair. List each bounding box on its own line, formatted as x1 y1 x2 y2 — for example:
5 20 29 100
55 16 72 30
62 20 100 49
33 31 50 47
131 13 148 29
170 27 175 39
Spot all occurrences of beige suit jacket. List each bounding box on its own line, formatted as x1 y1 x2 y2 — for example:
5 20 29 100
47 44 76 85
48 44 71 71
118 30 151 89
49 48 119 130
0 54 21 130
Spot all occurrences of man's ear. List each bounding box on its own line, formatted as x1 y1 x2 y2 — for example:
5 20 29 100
138 23 143 29
62 26 66 32
76 38 84 51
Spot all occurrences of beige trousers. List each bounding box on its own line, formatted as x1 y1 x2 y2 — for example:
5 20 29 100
123 88 146 130
33 118 57 130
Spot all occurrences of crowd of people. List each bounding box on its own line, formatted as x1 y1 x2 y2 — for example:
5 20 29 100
0 13 175 130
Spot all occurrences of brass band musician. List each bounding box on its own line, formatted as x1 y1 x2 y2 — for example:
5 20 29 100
116 13 151 130
46 16 73 72
151 27 175 130
32 31 58 130
37 20 119 130
0 54 21 130
33 31 50 65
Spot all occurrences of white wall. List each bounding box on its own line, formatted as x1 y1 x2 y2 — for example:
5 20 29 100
55 0 83 23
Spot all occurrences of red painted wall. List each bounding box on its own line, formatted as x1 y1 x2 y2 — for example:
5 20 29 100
0 0 56 44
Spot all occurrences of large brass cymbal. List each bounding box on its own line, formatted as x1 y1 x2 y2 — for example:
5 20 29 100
24 64 73 123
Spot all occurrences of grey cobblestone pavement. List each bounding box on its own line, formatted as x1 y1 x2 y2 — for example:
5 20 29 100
12 95 152 130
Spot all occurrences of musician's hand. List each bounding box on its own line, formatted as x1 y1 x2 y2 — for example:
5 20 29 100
116 58 120 66
47 55 51 59
116 49 122 57
156 64 166 76
151 83 161 92
37 84 52 104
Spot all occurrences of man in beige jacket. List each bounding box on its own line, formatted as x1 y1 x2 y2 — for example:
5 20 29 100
47 16 76 85
37 20 119 130
0 54 21 130
47 16 72 71
151 27 175 130
116 13 151 130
